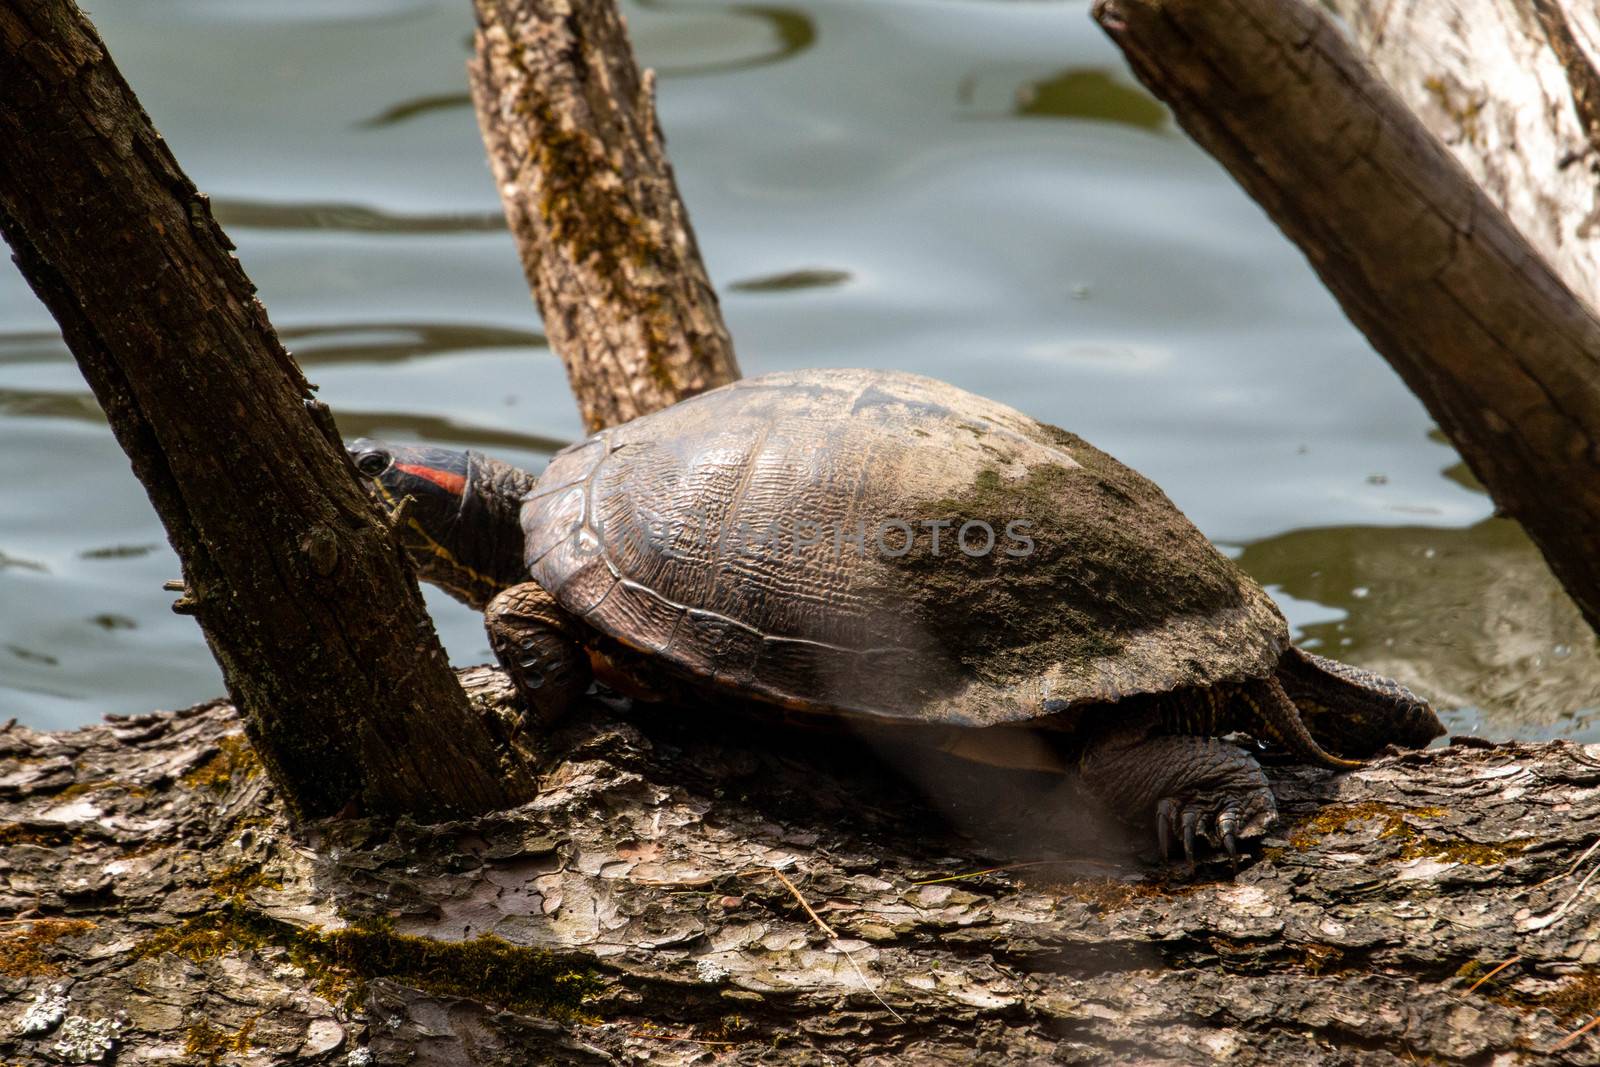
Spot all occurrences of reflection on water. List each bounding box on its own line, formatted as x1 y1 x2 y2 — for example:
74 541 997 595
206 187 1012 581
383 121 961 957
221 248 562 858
357 0 818 130
329 409 570 456
956 65 1168 131
0 387 106 425
215 198 507 234
729 268 851 292
0 332 63 365
1014 68 1168 130
634 1 815 77
6 645 59 667
0 0 1594 740
359 91 472 129
280 321 547 365
1239 520 1600 739
0 550 48 573
79 544 162 561
151 0 440 27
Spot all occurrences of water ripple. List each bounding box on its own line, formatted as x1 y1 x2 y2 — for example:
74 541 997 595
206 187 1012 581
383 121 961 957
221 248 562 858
212 199 506 235
730 268 852 292
281 322 547 365
330 409 570 457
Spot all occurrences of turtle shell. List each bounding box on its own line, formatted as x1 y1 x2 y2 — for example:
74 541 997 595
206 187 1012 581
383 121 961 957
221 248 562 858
523 369 1287 727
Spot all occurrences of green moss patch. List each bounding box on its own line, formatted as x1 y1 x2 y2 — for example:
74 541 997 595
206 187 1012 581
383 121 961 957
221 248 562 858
1285 802 1524 866
53 778 149 801
1524 973 1600 1023
523 93 684 395
0 823 76 847
1050 877 1167 912
209 865 284 906
180 735 260 793
1474 967 1600 1024
1286 801 1438 848
184 1016 258 1065
0 918 96 977
136 903 600 1018
319 917 601 1015
889 423 1249 689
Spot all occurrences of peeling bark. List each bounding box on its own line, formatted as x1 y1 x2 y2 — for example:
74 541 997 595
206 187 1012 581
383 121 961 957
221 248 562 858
3 673 1600 1063
1093 0 1600 637
0 0 529 820
468 0 741 432
1326 0 1600 302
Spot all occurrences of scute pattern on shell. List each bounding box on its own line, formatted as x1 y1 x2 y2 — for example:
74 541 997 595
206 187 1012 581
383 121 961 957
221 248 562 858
523 369 1289 726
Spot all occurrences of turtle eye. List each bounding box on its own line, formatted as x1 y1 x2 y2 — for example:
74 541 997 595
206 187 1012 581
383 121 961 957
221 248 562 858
355 449 392 477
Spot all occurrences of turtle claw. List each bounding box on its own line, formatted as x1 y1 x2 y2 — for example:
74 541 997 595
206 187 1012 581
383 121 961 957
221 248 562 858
1081 731 1279 872
484 582 591 728
1156 797 1177 861
1181 808 1201 864
1153 791 1275 871
1218 808 1242 871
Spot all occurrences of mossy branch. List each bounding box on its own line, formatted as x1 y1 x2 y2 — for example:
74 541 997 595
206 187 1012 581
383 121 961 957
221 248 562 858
469 0 741 432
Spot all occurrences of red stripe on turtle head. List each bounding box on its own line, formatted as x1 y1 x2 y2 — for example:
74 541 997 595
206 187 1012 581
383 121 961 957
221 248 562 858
394 462 466 496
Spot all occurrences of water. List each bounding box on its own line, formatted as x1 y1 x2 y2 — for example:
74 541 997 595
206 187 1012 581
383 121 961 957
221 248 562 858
1 0 1595 737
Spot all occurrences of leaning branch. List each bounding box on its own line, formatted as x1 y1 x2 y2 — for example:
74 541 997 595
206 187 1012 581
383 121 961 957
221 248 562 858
0 0 528 819
1093 0 1600 634
469 0 741 431
1325 0 1600 303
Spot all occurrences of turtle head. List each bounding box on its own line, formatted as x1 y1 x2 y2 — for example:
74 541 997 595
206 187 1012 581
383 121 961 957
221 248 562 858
1276 647 1445 757
348 439 537 610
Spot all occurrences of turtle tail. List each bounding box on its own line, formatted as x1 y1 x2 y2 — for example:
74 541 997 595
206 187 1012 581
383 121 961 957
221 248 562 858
1237 676 1362 771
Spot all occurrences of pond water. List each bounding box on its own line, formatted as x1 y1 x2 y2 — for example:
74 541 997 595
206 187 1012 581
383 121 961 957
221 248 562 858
1 0 1595 738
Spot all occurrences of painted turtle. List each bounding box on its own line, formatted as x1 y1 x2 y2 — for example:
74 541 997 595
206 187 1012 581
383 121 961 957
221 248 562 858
351 369 1442 859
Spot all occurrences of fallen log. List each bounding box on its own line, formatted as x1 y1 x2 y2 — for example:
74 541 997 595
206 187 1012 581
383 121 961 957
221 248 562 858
2 671 1599 1063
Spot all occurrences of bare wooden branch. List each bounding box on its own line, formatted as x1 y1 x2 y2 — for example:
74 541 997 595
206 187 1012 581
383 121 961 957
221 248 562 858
1325 0 1600 304
1093 0 1600 635
0 0 529 820
5 675 1599 1063
468 0 741 432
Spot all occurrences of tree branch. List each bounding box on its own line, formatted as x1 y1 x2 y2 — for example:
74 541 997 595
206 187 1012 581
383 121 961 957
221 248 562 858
469 0 741 432
1325 0 1600 302
1093 0 1600 634
0 0 530 819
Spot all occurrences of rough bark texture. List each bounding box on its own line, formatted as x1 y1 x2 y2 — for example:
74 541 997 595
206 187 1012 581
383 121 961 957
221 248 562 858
4 671 1600 1063
0 0 528 820
1326 0 1600 304
469 0 741 433
1093 0 1600 637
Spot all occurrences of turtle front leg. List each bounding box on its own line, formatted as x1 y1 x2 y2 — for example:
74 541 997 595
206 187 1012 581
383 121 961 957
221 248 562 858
1078 724 1277 864
484 581 591 728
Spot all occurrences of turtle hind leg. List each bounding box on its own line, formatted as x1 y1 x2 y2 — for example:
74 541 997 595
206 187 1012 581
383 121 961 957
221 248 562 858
1276 646 1444 757
485 581 591 729
1078 719 1277 865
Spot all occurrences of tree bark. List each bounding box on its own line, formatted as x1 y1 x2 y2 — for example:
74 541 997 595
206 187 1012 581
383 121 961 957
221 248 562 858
5 675 1600 1064
1092 0 1600 636
0 0 529 820
469 0 742 433
1325 0 1600 305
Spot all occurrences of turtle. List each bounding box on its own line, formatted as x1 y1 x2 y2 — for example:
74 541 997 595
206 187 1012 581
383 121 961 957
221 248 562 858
349 368 1443 861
